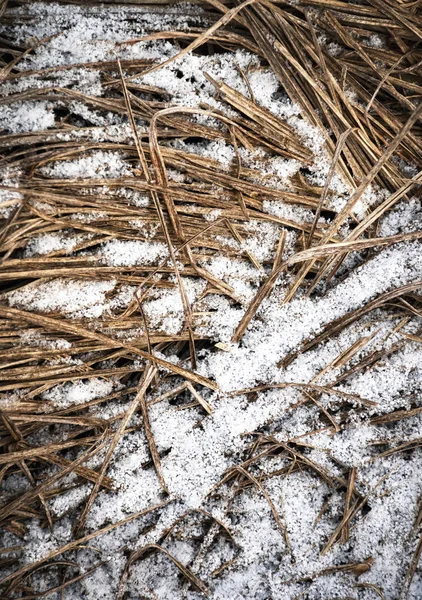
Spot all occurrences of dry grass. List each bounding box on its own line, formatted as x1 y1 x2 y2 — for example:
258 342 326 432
0 0 421 597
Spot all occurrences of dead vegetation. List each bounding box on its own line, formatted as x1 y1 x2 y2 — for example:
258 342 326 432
0 0 421 598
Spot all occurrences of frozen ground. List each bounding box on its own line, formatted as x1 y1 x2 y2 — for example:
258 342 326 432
0 2 421 599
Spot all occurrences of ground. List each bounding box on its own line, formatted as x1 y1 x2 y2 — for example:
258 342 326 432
0 2 421 599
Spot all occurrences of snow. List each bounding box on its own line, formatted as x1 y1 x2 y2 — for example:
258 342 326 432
0 100 55 133
24 231 91 256
0 167 23 218
379 197 422 236
1 3 421 600
43 377 118 409
6 278 117 318
19 330 72 350
199 242 422 392
101 239 168 267
39 150 132 179
144 277 207 334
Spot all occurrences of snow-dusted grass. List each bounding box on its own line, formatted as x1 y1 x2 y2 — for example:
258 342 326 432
0 2 421 600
